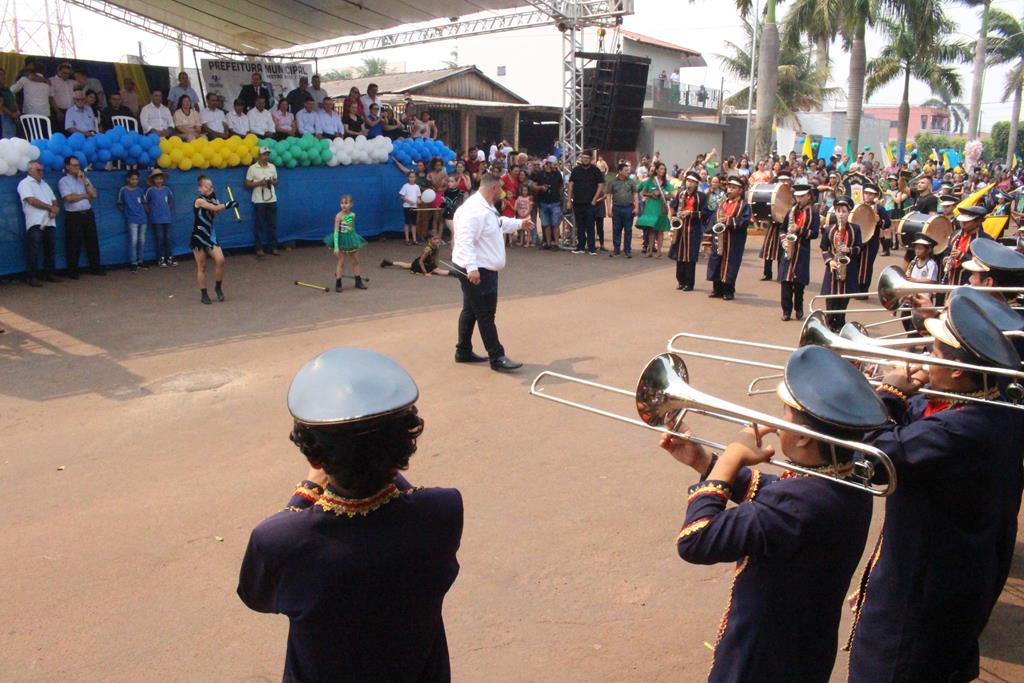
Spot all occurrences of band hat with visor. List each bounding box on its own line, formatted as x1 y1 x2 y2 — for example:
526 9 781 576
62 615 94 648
957 205 988 221
833 195 854 209
684 171 701 184
792 183 812 197
726 177 745 188
923 296 1021 369
961 237 1024 274
939 194 958 207
776 346 888 430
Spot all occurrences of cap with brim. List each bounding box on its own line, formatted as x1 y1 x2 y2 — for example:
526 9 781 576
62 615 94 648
939 194 958 206
863 184 879 194
958 205 987 220
776 173 792 181
545 155 557 164
965 237 1024 274
726 177 744 188
776 346 888 430
146 169 166 184
924 298 1021 369
834 195 853 208
792 183 811 196
910 236 936 248
684 171 701 183
948 286 1024 332
287 348 419 426
259 146 270 154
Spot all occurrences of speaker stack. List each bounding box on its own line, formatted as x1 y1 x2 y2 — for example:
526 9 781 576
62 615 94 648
583 54 650 152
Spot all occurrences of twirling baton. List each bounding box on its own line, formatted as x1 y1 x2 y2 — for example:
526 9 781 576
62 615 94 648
225 185 242 222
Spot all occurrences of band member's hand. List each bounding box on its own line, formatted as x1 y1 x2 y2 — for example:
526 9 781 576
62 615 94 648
304 465 330 489
829 260 839 271
521 216 534 231
659 427 710 473
723 425 776 467
468 270 480 285
881 365 926 395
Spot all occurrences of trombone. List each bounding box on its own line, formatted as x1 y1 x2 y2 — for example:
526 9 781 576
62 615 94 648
667 311 1024 410
810 265 1024 311
529 352 897 496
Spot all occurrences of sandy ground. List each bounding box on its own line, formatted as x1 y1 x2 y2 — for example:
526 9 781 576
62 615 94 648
1 234 1022 682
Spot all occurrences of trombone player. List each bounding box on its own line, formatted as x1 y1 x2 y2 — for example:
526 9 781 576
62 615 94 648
662 346 888 682
777 182 819 321
848 297 1024 682
820 195 863 332
670 170 710 291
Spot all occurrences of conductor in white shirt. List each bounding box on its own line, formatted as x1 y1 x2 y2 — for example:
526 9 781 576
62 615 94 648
451 173 532 371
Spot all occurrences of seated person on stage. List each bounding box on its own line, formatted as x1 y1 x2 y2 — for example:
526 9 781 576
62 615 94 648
272 98 296 139
99 91 135 133
661 346 887 683
200 93 229 139
380 235 455 276
225 98 250 137
238 348 463 682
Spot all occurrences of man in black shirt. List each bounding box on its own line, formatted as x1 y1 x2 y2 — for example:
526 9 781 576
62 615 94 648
239 72 273 111
567 151 605 254
99 91 135 132
286 76 314 114
532 156 564 249
913 175 938 214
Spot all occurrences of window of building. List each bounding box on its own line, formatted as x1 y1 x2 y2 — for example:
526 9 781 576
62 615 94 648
920 114 928 129
889 120 898 129
497 66 506 76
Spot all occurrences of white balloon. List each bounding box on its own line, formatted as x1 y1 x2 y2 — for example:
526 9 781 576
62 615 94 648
16 156 29 172
342 136 354 148
339 153 352 165
355 135 367 144
27 145 40 161
0 159 8 176
421 189 436 203
327 157 339 167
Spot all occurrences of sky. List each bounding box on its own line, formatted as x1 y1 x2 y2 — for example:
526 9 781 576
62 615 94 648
52 0 1024 133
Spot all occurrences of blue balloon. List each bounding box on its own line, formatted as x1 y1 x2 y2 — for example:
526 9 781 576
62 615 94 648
83 139 97 156
129 144 143 157
96 149 112 163
108 126 125 141
110 143 125 158
72 151 88 166
31 139 47 153
50 132 67 145
94 135 110 149
146 132 160 146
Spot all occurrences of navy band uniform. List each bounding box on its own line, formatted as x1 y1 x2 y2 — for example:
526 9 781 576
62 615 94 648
706 177 750 301
777 185 820 321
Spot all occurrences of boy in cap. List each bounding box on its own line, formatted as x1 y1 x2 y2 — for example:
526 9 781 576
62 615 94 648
706 176 750 300
238 348 463 682
777 182 820 321
849 297 1024 682
662 345 887 682
943 204 992 285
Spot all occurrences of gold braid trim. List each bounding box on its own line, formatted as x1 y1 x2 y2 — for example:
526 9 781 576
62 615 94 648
676 518 711 540
293 482 324 504
282 506 305 513
844 532 885 655
709 557 750 678
742 469 762 502
316 484 402 518
688 483 731 504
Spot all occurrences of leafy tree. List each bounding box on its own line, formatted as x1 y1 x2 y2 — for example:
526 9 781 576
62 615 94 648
357 58 389 78
921 87 969 134
986 8 1024 162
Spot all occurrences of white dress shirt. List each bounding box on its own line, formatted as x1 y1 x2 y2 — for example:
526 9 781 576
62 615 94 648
139 102 174 133
49 75 74 110
359 94 381 113
316 110 342 136
452 190 523 273
11 77 51 116
200 107 226 134
226 111 250 136
17 176 57 228
308 86 328 104
247 107 274 136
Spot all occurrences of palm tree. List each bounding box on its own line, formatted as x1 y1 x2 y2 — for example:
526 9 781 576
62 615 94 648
921 87 969 134
986 7 1024 162
357 58 389 77
782 0 841 93
865 14 972 149
963 0 992 140
718 18 841 129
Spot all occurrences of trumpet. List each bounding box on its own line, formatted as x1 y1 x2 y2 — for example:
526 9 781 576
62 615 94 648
529 352 897 496
667 311 1024 410
811 265 1024 310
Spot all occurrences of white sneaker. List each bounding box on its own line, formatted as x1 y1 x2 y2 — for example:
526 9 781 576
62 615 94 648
571 250 584 254
169 259 179 267
158 258 167 268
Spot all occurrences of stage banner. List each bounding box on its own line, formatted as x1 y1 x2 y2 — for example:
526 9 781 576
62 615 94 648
200 58 313 108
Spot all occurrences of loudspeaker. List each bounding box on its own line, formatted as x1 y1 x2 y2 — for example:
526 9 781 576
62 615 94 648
583 55 650 151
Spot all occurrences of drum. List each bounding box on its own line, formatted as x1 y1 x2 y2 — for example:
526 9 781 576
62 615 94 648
851 203 880 242
748 183 794 223
897 212 953 254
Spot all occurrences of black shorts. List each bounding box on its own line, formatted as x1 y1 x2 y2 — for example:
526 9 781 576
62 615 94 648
411 257 436 274
404 208 416 225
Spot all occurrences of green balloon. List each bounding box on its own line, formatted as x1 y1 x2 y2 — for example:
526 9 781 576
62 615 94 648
321 149 332 163
286 159 297 169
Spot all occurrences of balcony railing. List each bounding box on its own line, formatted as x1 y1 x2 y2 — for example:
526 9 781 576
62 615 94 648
645 80 721 112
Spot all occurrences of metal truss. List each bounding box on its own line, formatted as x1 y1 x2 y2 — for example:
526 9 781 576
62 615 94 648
1 0 77 57
62 0 234 54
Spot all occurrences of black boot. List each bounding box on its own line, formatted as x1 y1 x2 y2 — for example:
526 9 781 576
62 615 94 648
200 288 212 305
214 281 224 302
355 275 367 290
380 259 393 268
335 278 342 292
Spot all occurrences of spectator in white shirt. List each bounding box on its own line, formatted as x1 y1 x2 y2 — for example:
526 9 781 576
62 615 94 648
359 84 382 115
167 71 200 113
451 173 532 371
247 96 274 137
18 160 61 286
296 98 320 136
201 93 228 139
316 98 343 138
308 74 328 104
226 98 251 137
10 66 53 118
139 90 175 136
64 90 98 136
49 62 75 125
72 67 106 109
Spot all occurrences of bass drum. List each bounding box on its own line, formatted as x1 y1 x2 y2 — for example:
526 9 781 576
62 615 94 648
748 183 794 223
897 212 953 254
850 203 880 242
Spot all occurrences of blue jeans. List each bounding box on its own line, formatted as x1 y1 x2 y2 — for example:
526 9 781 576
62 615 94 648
153 223 172 260
539 202 561 228
128 223 146 265
611 206 634 254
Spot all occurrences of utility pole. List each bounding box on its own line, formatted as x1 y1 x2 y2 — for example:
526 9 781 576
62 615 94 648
177 32 184 73
744 0 760 155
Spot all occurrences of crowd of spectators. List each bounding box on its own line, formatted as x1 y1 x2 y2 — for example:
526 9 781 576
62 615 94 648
0 61 439 145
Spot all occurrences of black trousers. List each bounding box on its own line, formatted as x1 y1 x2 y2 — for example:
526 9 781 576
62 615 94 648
456 267 504 360
780 281 804 316
25 225 56 277
65 209 102 274
675 260 696 288
825 297 850 331
252 202 278 251
711 279 735 296
763 259 773 278
573 203 596 253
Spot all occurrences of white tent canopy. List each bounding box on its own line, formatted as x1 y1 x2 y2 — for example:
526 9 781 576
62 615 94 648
97 0 527 54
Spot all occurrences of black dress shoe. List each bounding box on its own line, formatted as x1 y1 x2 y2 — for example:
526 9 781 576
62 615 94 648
795 311 805 320
723 294 734 301
781 314 791 321
490 355 523 372
676 284 685 290
44 274 63 283
708 292 723 298
27 277 42 287
760 275 773 281
682 286 693 291
454 351 488 363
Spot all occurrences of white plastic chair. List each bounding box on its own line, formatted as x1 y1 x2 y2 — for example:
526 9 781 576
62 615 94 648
20 114 51 140
112 115 138 132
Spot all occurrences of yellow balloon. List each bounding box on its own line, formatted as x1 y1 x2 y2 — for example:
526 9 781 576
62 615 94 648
191 153 204 166
168 135 183 146
169 149 183 163
227 154 241 166
159 139 170 152
240 153 253 165
196 157 210 170
210 154 224 167
158 153 172 167
243 133 258 145
178 158 193 171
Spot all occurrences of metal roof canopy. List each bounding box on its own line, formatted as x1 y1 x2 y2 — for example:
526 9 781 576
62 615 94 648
66 0 531 55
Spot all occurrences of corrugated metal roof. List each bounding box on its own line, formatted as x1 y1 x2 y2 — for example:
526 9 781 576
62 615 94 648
102 0 527 54
322 66 529 104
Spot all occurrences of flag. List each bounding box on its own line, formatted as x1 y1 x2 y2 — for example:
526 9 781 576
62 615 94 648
929 149 938 162
879 142 891 165
801 134 814 160
943 151 952 168
817 137 837 161
846 138 853 161
898 142 905 163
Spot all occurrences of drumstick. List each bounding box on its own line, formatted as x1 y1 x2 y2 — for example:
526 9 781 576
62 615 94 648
226 185 242 222
294 280 329 292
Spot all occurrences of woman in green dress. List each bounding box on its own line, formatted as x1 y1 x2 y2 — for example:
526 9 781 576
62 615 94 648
636 162 673 257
